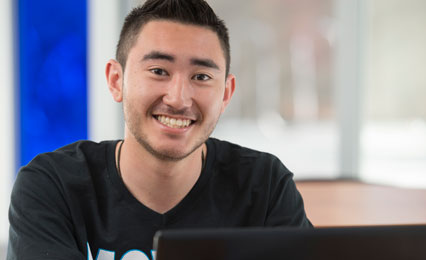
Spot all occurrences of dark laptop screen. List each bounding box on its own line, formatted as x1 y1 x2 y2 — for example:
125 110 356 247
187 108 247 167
154 225 426 260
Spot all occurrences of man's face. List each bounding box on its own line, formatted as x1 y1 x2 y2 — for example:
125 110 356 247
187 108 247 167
117 20 235 161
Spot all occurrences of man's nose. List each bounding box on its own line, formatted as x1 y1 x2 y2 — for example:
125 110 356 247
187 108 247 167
162 75 193 109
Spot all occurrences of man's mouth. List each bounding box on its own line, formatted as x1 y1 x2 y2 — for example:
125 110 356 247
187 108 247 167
154 115 194 129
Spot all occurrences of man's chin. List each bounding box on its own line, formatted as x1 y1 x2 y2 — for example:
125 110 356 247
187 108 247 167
137 138 203 162
150 149 191 162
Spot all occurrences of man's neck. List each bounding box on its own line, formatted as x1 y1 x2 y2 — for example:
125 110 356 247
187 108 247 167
116 135 206 214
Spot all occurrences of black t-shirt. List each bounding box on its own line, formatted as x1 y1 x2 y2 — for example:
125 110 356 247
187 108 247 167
8 138 312 260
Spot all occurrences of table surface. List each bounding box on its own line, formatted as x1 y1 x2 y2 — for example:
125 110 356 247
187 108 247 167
295 180 426 227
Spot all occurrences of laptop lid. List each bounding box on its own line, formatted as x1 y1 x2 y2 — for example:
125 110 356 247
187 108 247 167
154 225 426 260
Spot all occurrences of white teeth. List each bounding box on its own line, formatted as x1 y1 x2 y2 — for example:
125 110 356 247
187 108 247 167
156 115 192 128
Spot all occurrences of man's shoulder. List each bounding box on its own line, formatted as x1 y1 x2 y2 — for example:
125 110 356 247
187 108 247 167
20 139 118 177
208 137 286 172
206 138 294 196
55 139 115 153
209 137 279 160
33 139 113 161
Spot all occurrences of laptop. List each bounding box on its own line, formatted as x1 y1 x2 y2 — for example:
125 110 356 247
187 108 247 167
154 225 426 260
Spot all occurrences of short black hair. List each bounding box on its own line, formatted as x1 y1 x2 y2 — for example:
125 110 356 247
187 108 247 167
116 0 231 75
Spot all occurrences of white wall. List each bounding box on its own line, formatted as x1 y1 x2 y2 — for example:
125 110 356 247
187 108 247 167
88 0 124 141
0 0 14 244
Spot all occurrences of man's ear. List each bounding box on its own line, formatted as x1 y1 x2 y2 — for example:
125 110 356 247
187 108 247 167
221 73 236 113
106 59 124 102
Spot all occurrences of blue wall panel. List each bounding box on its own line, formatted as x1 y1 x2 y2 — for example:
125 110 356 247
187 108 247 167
17 0 87 167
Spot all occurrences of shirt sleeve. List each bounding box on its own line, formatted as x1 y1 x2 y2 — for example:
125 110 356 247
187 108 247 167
7 158 85 260
264 159 313 228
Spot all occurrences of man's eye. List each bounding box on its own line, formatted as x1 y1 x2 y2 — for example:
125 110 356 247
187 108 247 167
150 68 168 76
192 74 211 81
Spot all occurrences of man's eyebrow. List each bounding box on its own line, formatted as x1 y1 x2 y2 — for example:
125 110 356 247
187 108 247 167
142 51 175 62
141 51 220 70
190 58 220 70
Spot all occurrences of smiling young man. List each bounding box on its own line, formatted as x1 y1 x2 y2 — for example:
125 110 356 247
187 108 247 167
105 19 235 215
8 0 311 259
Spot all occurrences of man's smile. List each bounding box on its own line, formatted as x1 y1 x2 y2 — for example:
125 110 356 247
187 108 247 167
154 115 195 129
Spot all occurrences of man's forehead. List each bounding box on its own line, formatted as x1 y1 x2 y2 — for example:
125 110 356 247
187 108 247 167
139 19 215 35
141 50 220 71
132 20 226 66
136 20 218 42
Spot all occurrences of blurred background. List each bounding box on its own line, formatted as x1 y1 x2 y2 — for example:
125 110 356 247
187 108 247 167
1 0 426 254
